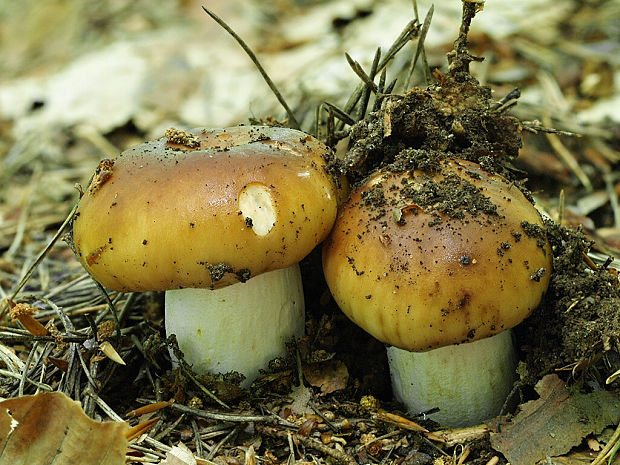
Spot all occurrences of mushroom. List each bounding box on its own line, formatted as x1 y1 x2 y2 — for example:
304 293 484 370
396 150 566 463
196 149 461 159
322 158 552 426
73 126 338 385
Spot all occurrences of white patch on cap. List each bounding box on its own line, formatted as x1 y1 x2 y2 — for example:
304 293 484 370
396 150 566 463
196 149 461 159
239 183 277 236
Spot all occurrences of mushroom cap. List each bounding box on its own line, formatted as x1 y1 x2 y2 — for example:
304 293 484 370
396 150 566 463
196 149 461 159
73 126 338 291
322 158 552 352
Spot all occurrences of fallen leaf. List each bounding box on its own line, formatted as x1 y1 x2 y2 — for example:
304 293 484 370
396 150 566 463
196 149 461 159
303 360 349 394
489 374 620 465
0 391 128 465
286 384 313 415
46 356 69 372
159 443 197 465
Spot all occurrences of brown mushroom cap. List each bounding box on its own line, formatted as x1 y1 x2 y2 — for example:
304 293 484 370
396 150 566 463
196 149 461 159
322 158 552 352
73 126 338 292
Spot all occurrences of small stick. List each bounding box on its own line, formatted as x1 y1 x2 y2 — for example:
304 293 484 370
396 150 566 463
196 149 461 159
201 6 300 130
336 19 419 131
257 425 358 465
404 5 434 89
543 115 593 191
170 403 294 426
345 53 379 95
447 0 485 74
321 102 356 126
0 368 52 391
1 204 78 319
153 413 186 441
192 417 205 458
357 48 382 121
206 425 240 460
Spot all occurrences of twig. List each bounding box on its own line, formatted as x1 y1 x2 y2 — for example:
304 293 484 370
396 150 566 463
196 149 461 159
153 413 186 441
126 444 166 460
309 402 338 432
336 19 419 131
521 120 581 137
0 368 52 391
170 403 295 427
542 115 593 192
0 333 87 344
257 425 358 465
321 102 356 126
201 6 300 130
1 203 78 319
182 367 230 410
604 172 620 228
357 48 381 121
192 417 205 458
404 5 434 89
91 281 122 346
93 392 124 421
447 0 485 74
206 425 240 460
345 53 379 95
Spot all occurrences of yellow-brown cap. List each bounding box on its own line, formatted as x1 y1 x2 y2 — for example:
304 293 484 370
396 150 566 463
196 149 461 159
73 126 338 291
322 158 552 352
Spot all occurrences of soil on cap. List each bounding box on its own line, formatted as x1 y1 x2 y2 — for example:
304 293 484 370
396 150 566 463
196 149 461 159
332 72 523 187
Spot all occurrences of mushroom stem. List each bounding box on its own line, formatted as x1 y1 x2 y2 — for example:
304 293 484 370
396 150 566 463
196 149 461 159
387 330 517 427
165 264 305 387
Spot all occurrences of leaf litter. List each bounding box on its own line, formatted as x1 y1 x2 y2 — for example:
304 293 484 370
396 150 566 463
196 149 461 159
0 1 619 465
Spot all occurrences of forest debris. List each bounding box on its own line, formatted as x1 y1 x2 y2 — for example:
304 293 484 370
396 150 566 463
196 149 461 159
159 443 197 465
0 391 128 465
426 424 490 447
374 411 427 433
285 384 313 415
9 302 48 337
98 341 126 365
303 360 349 395
489 374 620 465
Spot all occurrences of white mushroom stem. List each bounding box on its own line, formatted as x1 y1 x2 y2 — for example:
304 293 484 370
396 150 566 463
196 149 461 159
387 330 517 427
165 264 305 387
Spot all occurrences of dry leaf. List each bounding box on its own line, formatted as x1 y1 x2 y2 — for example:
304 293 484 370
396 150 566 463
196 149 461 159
0 391 128 465
159 443 197 465
286 384 313 415
489 374 620 465
303 360 349 394
46 356 69 373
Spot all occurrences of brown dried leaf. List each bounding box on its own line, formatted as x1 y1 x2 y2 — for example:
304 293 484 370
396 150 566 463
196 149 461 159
0 391 128 465
298 417 319 437
46 356 69 373
159 443 197 465
489 375 620 465
303 360 349 395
